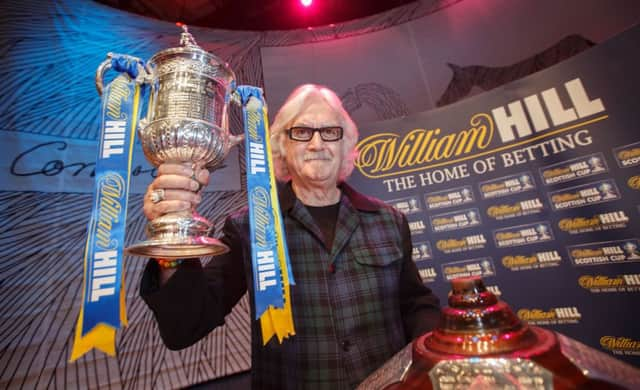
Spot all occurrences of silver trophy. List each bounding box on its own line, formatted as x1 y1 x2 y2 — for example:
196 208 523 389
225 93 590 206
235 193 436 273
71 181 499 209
96 25 242 258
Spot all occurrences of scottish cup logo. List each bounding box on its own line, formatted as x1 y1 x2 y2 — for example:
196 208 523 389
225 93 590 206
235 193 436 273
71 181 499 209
519 174 534 189
461 188 473 202
623 241 640 260
467 210 479 224
535 224 551 240
588 155 605 171
598 182 617 200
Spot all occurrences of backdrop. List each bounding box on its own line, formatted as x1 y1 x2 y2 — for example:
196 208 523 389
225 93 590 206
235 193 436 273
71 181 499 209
348 25 640 368
1 0 639 388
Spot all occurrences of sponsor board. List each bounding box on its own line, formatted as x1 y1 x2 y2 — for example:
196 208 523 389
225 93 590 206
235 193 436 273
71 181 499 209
548 179 621 210
493 221 554 248
479 172 536 199
412 241 432 261
567 239 640 266
501 250 562 271
557 210 629 234
408 219 427 236
441 257 495 281
627 175 640 190
517 306 582 325
600 336 640 356
424 186 475 210
417 265 438 283
578 274 640 293
486 197 545 220
539 152 607 185
613 141 640 168
387 195 423 215
429 208 482 233
436 234 487 254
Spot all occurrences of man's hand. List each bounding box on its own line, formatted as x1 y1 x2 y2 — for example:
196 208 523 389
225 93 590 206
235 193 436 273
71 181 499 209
143 163 210 221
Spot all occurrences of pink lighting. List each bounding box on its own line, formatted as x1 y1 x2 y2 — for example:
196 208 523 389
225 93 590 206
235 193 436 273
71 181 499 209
301 0 312 7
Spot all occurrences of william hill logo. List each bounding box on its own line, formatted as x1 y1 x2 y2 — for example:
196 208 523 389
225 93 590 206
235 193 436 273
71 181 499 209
502 250 562 271
578 274 640 293
418 267 437 283
487 197 544 220
568 239 640 266
408 220 427 235
617 148 640 165
540 153 607 185
614 141 640 168
494 222 554 248
441 257 495 281
436 234 486 254
389 196 422 214
430 208 481 232
558 211 629 234
425 186 474 210
479 172 535 199
517 306 581 324
356 78 605 178
600 336 640 355
549 179 620 210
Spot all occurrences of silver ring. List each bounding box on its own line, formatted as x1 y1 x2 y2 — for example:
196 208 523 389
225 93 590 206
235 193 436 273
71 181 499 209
192 170 203 192
150 189 165 203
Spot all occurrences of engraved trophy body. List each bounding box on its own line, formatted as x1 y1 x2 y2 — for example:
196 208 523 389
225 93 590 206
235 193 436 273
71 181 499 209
96 26 242 258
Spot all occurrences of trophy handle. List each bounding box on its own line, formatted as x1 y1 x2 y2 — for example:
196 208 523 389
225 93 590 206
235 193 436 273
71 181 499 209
95 53 114 96
227 133 245 149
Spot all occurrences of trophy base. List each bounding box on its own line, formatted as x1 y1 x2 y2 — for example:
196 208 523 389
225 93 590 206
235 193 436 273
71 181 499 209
126 236 230 259
126 212 229 258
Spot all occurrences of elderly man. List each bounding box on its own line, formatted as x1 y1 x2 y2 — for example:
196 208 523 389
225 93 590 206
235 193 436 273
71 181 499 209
140 84 440 389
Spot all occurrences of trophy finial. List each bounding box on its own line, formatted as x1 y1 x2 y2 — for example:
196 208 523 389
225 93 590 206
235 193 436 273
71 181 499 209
177 22 198 47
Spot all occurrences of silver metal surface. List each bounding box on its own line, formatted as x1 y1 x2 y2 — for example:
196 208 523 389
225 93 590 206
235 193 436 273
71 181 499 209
356 342 413 390
96 25 241 258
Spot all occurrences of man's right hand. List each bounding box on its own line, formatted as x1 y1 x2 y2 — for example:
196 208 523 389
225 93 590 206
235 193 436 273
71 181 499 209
143 163 210 222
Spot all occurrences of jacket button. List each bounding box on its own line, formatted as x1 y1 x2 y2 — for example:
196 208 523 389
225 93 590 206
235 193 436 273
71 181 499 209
341 340 351 352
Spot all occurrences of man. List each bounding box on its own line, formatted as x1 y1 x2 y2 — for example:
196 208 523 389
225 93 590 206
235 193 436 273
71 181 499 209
140 84 441 389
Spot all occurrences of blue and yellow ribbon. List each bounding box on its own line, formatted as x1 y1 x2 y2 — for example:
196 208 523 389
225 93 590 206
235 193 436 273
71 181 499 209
71 55 147 361
236 86 295 344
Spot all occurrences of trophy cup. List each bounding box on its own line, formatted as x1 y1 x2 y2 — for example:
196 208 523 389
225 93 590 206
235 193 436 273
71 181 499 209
359 277 640 389
96 25 242 258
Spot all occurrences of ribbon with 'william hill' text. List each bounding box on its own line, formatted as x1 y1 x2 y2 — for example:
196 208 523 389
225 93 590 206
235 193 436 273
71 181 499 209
235 86 295 345
70 55 148 361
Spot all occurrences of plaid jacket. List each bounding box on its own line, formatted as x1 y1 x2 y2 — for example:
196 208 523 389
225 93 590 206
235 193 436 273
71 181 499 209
141 182 440 389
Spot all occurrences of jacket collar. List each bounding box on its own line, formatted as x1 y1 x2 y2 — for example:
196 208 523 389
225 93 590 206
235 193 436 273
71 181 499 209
278 180 381 212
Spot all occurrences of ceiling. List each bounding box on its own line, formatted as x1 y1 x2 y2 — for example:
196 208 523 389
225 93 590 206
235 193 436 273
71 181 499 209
95 0 419 31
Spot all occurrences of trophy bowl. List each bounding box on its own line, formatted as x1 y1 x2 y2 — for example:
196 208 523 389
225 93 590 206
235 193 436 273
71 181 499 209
97 26 241 259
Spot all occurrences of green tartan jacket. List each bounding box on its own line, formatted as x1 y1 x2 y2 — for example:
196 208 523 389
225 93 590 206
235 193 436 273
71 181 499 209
141 182 441 389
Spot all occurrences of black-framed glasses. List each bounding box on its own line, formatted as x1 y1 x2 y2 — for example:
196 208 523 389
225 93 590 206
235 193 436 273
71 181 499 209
287 126 343 142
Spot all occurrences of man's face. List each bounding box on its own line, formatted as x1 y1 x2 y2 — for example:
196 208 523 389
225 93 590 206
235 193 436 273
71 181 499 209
284 98 344 187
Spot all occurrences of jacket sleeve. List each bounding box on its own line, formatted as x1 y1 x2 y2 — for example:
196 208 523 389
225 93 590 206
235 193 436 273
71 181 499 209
397 213 441 340
139 216 248 350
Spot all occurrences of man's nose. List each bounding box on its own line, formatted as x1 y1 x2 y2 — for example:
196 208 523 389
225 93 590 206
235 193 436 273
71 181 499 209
307 131 324 148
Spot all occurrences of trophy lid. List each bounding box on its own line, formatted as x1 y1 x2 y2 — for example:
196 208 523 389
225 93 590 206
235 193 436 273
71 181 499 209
419 276 546 357
147 24 236 85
